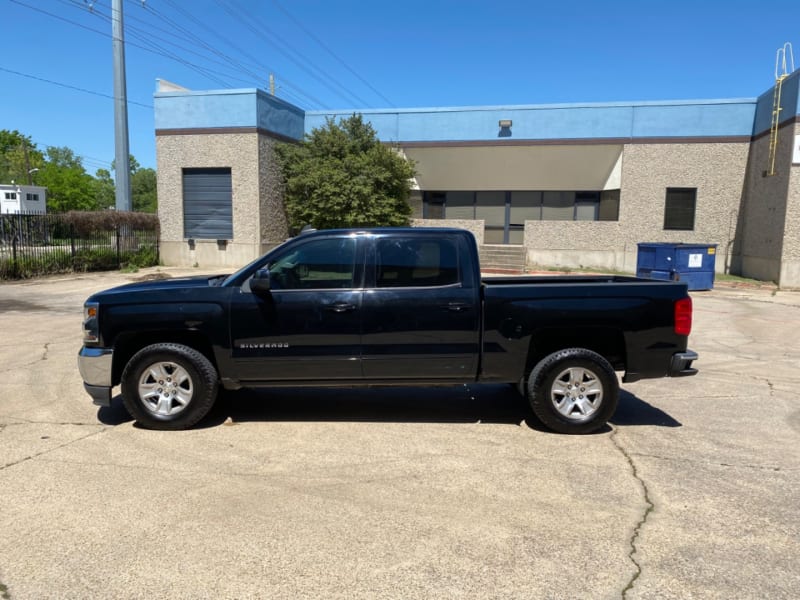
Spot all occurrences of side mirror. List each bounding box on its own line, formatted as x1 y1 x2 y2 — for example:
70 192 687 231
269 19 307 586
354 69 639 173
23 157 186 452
250 268 271 294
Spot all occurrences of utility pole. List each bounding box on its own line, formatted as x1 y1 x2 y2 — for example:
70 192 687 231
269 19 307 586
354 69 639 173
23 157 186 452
112 0 132 211
269 73 275 96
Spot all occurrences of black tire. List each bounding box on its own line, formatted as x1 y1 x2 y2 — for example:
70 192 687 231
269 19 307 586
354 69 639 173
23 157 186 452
527 348 618 434
121 343 219 430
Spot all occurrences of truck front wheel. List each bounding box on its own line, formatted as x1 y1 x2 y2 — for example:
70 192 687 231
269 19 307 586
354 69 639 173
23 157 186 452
121 343 219 430
527 348 618 434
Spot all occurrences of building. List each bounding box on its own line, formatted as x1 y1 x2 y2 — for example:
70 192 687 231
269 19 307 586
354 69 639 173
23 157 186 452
0 183 47 214
154 68 800 286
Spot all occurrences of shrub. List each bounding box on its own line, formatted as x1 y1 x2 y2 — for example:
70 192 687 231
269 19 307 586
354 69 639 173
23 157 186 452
123 245 159 269
73 248 119 272
60 210 159 236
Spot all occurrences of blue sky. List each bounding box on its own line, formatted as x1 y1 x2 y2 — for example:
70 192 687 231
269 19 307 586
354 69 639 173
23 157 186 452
1 0 798 173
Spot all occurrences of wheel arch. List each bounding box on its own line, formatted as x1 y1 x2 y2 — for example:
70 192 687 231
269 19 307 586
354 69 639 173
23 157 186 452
111 331 218 386
524 326 626 378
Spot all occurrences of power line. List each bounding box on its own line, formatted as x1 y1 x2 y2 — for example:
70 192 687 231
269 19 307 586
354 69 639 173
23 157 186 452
10 0 351 110
151 0 329 108
69 0 265 86
9 0 241 90
269 0 395 107
63 0 333 109
58 0 235 88
217 0 371 108
10 143 113 173
0 65 153 108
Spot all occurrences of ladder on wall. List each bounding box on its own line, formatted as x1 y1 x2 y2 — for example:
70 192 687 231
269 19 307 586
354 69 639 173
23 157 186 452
767 43 794 176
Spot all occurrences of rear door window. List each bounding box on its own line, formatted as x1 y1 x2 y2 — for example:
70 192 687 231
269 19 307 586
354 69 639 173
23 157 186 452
375 238 459 288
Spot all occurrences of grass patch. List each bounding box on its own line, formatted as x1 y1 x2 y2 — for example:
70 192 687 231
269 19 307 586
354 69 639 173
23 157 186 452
714 272 776 286
716 272 765 283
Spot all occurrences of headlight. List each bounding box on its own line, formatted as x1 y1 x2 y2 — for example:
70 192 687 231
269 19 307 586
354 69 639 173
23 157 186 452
83 302 99 343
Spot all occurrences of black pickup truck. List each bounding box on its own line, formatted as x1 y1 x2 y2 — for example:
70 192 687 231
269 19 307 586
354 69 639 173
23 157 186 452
78 227 697 434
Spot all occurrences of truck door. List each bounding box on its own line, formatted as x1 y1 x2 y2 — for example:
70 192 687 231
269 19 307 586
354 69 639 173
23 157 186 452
229 235 364 382
361 234 480 381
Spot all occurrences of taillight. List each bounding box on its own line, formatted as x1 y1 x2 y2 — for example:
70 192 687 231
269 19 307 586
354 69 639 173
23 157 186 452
674 297 692 336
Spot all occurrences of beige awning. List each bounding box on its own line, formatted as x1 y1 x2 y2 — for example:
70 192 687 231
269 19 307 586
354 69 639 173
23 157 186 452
403 144 623 191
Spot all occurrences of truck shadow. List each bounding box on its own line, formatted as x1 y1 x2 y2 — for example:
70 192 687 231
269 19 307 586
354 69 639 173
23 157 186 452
208 385 681 432
612 390 682 428
98 386 680 431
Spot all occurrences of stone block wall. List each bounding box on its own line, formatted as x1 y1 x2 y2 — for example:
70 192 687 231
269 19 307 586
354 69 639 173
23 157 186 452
735 124 793 283
523 142 750 273
411 218 485 245
258 134 290 254
156 132 288 267
778 122 800 287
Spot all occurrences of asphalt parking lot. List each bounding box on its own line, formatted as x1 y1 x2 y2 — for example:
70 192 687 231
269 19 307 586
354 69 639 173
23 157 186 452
0 268 798 599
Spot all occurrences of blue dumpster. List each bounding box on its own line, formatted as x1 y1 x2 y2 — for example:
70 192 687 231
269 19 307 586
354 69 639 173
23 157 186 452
636 243 718 291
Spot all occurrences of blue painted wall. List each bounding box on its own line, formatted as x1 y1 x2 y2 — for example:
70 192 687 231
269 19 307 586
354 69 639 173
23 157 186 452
752 69 800 136
155 88 771 144
154 88 304 140
306 99 757 142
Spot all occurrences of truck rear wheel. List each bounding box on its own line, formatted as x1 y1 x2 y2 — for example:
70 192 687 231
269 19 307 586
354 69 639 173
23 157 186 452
121 343 218 430
527 348 618 434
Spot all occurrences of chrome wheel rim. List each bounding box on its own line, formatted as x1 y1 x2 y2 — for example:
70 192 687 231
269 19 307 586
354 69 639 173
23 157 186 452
550 366 603 422
138 361 193 417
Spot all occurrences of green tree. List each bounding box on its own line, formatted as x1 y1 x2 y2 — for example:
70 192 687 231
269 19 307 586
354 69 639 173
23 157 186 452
37 146 95 212
93 168 116 210
112 155 157 212
277 114 415 230
0 129 44 184
132 167 157 212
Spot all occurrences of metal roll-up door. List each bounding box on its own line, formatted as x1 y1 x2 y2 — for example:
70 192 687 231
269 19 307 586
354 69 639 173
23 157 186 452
183 168 233 239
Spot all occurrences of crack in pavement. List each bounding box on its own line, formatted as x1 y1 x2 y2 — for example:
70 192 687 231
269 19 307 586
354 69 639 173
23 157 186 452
629 451 789 473
0 419 99 427
0 341 66 376
0 427 107 472
610 426 653 599
750 375 775 397
0 337 79 381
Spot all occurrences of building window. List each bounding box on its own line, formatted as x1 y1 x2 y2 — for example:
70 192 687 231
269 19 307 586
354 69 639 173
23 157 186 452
542 192 575 220
574 192 600 221
423 191 445 219
4 192 17 200
444 191 475 219
26 193 39 201
664 188 696 231
423 190 621 223
182 168 233 239
599 189 620 221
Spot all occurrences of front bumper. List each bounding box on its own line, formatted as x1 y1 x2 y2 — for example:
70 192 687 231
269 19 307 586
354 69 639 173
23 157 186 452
669 349 698 377
78 346 113 406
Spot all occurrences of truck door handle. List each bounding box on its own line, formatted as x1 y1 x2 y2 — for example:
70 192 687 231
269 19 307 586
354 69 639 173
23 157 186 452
445 302 470 312
325 302 356 313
